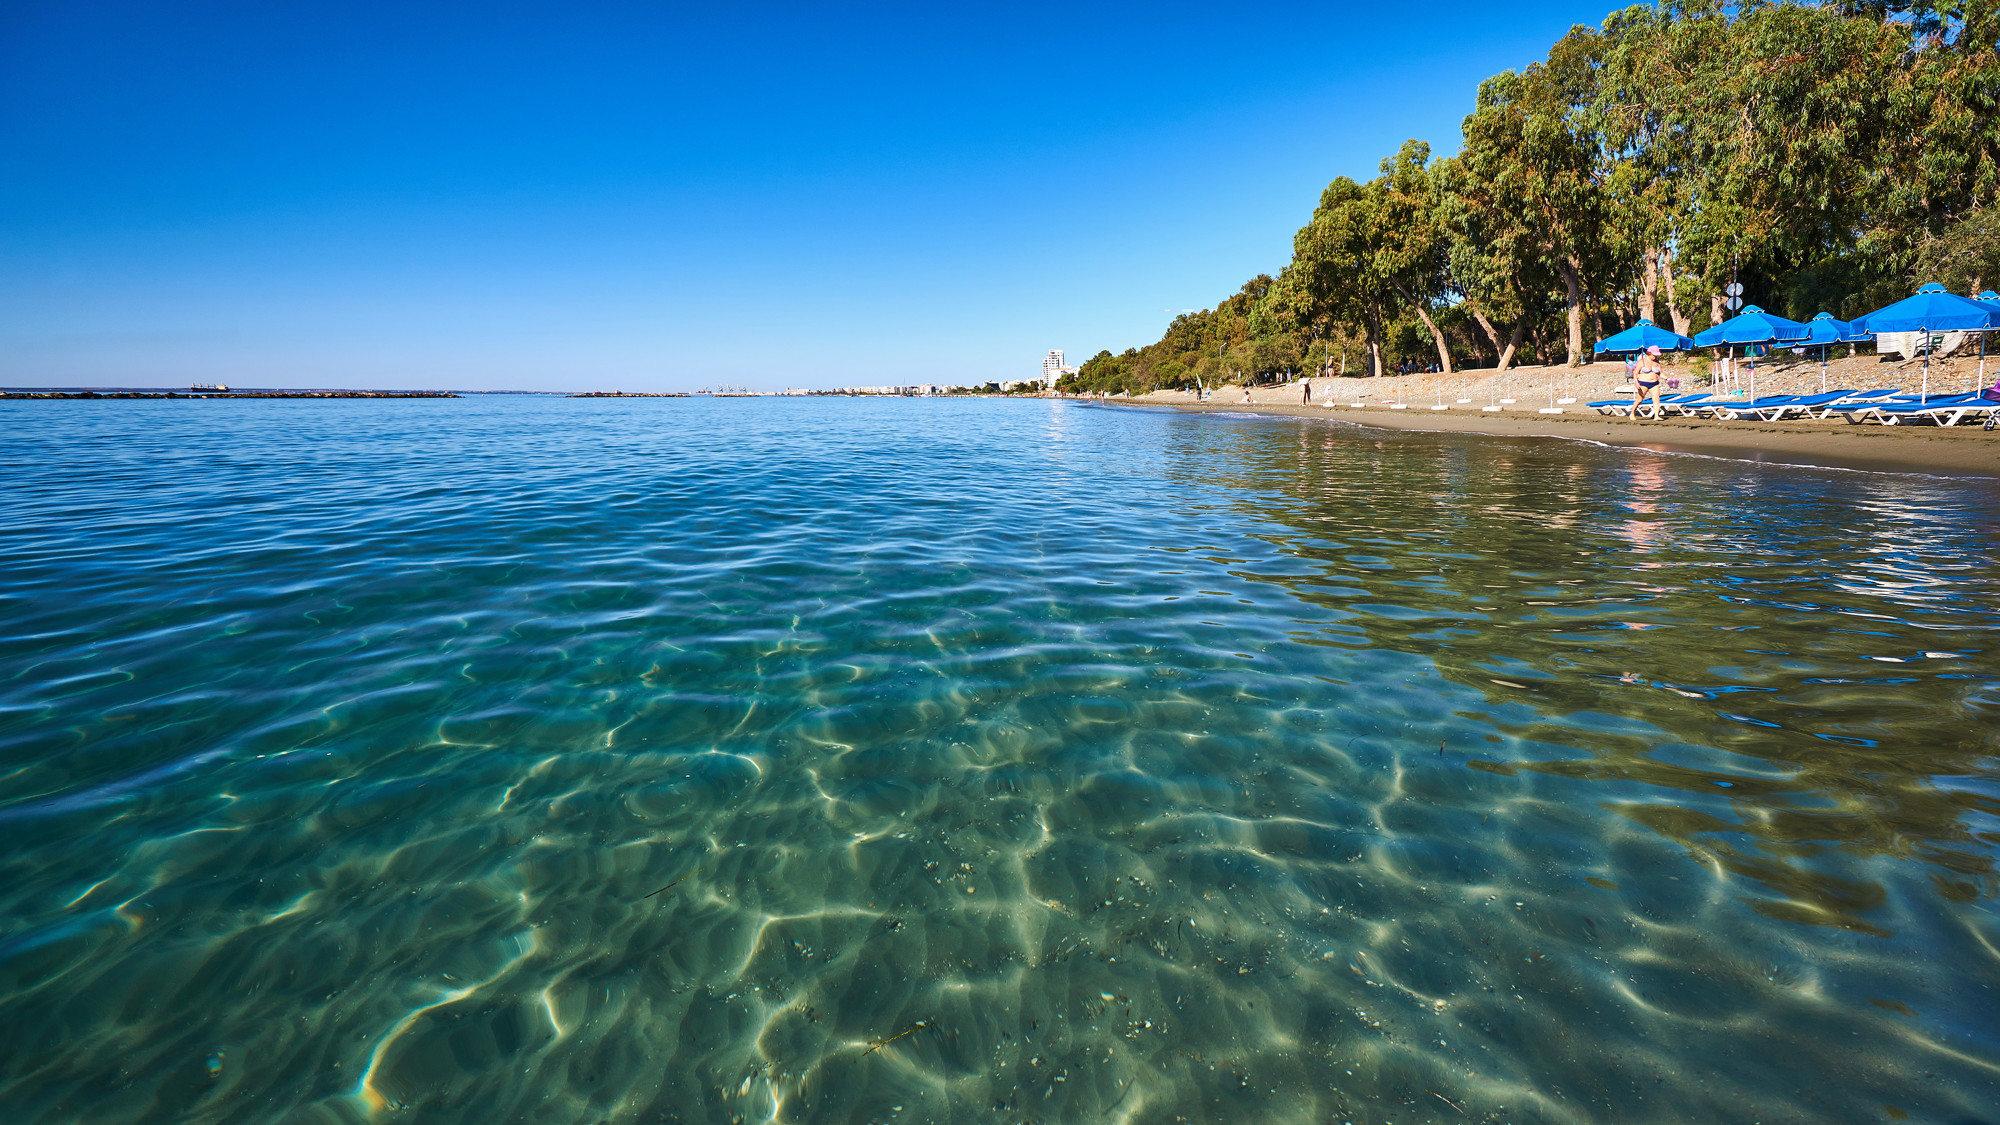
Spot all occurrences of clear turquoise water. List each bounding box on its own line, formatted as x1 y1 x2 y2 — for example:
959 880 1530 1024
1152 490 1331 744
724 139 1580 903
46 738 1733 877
2 396 1997 1125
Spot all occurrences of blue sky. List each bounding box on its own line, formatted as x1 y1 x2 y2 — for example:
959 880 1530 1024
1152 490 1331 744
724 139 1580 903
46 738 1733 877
2 1 1610 390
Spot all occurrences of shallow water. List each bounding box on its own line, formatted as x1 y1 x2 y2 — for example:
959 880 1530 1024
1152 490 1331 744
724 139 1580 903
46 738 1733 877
2 396 1997 1125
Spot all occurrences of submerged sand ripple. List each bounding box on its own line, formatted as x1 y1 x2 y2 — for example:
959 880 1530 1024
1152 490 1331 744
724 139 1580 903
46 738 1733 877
1 397 1997 1123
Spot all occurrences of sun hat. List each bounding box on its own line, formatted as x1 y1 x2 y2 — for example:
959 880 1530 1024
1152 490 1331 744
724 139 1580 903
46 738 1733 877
1646 345 1661 355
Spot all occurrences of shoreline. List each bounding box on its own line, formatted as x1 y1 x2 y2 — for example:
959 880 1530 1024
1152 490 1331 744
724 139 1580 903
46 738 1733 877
1116 397 2000 479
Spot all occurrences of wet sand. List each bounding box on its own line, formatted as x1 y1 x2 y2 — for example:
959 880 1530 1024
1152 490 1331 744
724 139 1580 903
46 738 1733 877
1101 363 1999 478
1144 399 1999 477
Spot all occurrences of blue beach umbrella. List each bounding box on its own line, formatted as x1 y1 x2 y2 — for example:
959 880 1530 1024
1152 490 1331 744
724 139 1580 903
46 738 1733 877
1802 312 1868 393
1801 311 1867 345
1692 305 1810 401
1595 318 1696 355
1977 292 2000 390
1690 305 1811 347
1850 282 2000 333
1850 283 2000 401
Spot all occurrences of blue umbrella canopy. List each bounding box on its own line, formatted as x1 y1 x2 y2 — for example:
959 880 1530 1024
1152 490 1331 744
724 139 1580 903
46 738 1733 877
1849 282 2000 334
1802 311 1869 345
1691 305 1811 347
1979 290 2000 302
1594 318 1696 354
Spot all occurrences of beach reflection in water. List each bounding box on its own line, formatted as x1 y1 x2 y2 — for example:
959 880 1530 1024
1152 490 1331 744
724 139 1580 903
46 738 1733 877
0 397 1995 1124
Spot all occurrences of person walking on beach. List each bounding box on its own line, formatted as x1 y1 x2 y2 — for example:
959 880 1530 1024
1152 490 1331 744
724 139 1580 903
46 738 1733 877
1632 345 1665 418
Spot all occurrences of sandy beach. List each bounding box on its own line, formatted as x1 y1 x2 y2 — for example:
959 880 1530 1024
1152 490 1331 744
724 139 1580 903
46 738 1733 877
1104 356 1999 478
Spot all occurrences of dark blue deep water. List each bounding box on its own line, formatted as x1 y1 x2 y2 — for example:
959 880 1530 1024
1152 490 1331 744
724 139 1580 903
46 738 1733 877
2 396 1998 1124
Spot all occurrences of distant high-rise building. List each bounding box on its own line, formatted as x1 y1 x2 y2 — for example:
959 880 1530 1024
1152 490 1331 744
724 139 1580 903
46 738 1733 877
1042 350 1076 386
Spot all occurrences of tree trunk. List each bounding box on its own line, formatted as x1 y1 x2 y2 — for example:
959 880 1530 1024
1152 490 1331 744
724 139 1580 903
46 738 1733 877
1364 307 1384 377
1466 299 1523 373
1464 308 1496 360
1559 255 1585 366
1659 247 1691 335
1498 319 1524 374
1467 304 1503 362
1640 249 1660 323
1390 280 1454 374
1710 291 1726 330
1465 311 1493 367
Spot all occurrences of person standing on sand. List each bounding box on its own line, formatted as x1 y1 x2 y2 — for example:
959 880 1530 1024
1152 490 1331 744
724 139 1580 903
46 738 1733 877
1301 378 1312 405
1632 345 1665 418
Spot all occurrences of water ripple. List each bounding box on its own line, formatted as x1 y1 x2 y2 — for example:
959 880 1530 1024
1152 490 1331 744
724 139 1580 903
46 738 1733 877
0 397 1996 1123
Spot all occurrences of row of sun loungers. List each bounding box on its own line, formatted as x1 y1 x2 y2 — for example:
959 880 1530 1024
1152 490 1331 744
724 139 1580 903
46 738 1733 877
1589 389 1999 428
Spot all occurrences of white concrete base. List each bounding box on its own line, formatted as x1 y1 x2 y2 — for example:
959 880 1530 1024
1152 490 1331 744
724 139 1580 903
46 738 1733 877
1556 397 1576 404
1499 398 1516 404
1430 405 1449 411
1482 405 1502 412
1389 404 1409 410
1538 407 1564 414
1456 398 1473 404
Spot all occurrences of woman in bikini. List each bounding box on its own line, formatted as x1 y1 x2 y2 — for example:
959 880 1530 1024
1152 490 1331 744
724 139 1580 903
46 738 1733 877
1632 345 1665 418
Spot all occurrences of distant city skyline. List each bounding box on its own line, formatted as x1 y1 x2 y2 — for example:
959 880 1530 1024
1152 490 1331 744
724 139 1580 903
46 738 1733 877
2 1 1608 391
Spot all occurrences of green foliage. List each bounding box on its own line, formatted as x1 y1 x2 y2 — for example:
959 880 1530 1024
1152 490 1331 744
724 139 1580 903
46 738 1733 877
1912 208 2000 294
1079 3 1997 383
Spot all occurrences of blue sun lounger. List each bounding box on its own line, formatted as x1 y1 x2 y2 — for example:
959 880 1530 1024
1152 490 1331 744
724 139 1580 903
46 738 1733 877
1866 396 1997 427
1589 392 1706 417
1817 388 1899 414
1661 394 1734 418
1823 389 1939 421
1838 392 1987 425
1710 390 1860 421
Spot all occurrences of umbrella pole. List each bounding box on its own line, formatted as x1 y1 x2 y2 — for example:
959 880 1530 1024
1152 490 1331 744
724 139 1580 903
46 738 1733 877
1921 324 1929 404
1820 344 1827 395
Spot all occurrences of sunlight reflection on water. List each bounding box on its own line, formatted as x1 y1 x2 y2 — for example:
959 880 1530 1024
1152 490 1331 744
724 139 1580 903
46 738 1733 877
0 396 1996 1124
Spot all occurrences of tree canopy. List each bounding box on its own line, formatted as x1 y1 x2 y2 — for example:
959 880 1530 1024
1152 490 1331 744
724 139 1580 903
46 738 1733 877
1058 0 2000 396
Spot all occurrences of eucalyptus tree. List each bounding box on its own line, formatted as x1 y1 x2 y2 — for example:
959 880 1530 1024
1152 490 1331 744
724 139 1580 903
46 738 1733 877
1913 208 2000 294
1247 266 1321 374
1626 3 1920 322
1458 26 1612 366
1597 4 1701 333
1434 153 1542 371
1293 177 1396 376
1874 0 2000 252
1074 1 2000 387
1732 5 1905 269
1367 141 1460 373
